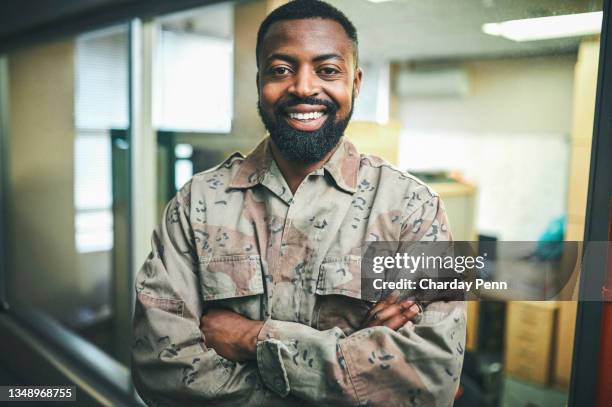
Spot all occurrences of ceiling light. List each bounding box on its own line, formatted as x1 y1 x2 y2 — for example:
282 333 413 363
366 0 394 3
482 11 602 42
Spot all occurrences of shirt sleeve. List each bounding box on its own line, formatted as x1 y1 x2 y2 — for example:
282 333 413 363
255 195 466 406
131 183 268 406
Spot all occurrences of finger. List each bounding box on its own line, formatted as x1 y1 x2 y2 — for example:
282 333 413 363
363 301 390 324
373 303 404 322
362 305 386 327
365 298 415 326
363 293 414 327
401 303 422 321
398 299 415 311
365 292 405 320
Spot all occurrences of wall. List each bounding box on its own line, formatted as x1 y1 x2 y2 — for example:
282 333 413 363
231 0 267 146
8 39 79 318
396 55 576 134
396 55 577 240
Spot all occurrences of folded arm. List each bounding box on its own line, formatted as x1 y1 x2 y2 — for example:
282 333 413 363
202 196 466 406
131 185 267 406
255 196 465 405
256 301 465 406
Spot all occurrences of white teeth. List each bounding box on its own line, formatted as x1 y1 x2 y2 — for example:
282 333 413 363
288 111 324 120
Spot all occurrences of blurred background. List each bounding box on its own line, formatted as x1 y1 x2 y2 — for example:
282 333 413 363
0 0 608 406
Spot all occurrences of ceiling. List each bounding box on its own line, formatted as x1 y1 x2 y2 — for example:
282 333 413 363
326 0 602 62
162 0 603 63
0 0 602 59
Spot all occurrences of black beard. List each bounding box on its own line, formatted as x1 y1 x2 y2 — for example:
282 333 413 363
257 96 353 164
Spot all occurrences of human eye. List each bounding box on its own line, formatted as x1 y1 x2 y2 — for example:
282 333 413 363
318 66 341 77
269 65 292 76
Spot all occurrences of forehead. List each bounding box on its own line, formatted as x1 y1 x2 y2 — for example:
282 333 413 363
260 18 354 63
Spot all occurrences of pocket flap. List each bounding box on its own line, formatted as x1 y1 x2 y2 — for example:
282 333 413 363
199 255 264 301
316 255 377 301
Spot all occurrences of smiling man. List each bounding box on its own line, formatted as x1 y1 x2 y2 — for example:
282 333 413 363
132 1 465 406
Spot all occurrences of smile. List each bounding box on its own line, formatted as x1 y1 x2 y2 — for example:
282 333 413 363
282 104 330 131
284 111 328 131
287 111 325 120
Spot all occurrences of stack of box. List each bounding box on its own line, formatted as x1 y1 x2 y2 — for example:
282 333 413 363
502 38 600 394
504 301 559 385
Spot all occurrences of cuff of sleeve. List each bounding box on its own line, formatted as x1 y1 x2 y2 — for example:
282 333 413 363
256 319 290 397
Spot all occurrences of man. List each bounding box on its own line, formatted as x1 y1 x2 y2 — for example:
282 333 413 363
132 1 465 405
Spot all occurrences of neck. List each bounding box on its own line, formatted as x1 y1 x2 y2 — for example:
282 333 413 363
269 139 340 195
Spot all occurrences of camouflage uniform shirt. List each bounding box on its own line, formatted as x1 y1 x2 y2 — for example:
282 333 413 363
132 137 466 406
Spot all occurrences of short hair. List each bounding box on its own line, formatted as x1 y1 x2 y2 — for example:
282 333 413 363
256 0 359 68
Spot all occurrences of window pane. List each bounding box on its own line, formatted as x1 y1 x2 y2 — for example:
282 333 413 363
5 23 130 364
155 30 233 132
75 209 114 253
75 27 128 130
74 132 112 211
328 0 602 404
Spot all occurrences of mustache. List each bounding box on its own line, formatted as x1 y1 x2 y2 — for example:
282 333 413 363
274 96 338 116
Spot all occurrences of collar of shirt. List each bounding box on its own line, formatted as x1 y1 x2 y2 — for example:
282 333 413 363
228 136 360 196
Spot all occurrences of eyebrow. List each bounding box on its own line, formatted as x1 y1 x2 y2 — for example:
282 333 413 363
264 53 346 65
313 53 345 63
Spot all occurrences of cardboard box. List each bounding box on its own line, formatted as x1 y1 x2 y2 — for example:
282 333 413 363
505 301 559 385
466 301 479 352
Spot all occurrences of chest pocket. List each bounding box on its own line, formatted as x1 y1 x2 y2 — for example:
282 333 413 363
313 255 379 335
198 254 264 319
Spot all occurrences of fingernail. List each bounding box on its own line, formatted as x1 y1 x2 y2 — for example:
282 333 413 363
400 300 414 309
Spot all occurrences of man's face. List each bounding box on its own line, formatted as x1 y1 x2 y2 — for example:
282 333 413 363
257 19 362 163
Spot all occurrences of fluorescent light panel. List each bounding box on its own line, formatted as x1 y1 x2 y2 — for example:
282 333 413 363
483 11 602 42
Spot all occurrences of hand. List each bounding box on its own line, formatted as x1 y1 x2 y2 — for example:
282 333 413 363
361 291 422 331
200 308 263 362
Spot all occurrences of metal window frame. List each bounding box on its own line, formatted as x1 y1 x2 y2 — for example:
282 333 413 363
0 56 8 309
0 1 211 401
569 0 612 405
0 22 139 406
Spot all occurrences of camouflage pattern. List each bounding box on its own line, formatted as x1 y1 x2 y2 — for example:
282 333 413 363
132 137 466 406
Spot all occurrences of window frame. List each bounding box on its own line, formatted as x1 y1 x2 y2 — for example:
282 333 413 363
569 0 612 405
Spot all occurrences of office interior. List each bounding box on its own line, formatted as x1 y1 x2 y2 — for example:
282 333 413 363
0 0 611 406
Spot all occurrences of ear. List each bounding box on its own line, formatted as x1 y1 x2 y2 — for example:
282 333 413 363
352 66 363 98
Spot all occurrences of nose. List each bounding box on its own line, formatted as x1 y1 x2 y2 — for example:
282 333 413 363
288 66 320 99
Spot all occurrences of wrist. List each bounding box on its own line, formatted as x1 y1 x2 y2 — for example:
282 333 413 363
241 320 264 359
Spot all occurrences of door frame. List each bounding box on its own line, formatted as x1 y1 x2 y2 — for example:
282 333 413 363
569 0 612 405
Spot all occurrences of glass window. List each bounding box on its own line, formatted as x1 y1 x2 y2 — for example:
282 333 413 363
74 132 113 253
154 4 234 132
327 0 602 405
5 23 130 362
74 27 128 254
